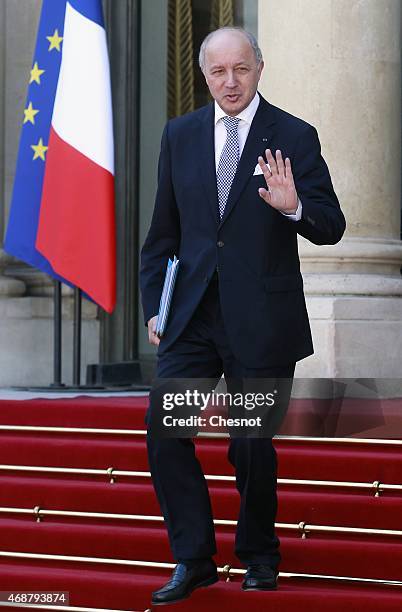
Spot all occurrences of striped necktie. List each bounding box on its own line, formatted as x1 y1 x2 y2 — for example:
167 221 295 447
216 115 240 219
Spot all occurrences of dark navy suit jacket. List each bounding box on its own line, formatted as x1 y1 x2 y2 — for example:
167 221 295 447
140 94 346 367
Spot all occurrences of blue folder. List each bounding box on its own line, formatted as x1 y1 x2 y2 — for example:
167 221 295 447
156 256 179 338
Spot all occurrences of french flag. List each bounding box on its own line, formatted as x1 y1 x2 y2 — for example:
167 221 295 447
5 0 116 313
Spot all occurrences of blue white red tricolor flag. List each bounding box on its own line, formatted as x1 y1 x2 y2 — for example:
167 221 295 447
5 0 116 313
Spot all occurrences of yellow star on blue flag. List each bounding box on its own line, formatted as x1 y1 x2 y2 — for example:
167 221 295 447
47 29 63 51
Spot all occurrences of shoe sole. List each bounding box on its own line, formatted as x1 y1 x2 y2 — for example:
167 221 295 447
151 574 219 606
242 584 278 591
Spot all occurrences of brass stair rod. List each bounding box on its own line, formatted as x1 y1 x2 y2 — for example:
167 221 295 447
1 464 401 492
1 424 402 445
0 551 401 587
1 506 402 538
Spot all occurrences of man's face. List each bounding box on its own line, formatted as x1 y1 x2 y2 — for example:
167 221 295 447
202 31 264 116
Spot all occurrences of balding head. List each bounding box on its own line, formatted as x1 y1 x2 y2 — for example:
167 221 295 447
199 27 263 72
199 27 264 116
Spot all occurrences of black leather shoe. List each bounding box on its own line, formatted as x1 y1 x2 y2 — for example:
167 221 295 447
151 560 219 605
242 564 278 591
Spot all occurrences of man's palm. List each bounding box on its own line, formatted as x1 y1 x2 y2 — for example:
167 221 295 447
258 148 298 214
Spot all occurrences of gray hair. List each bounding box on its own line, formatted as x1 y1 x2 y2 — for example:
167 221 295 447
198 27 263 72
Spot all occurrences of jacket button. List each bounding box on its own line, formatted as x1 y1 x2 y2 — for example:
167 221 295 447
217 240 224 247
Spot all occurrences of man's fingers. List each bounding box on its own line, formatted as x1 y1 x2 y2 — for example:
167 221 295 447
147 315 160 346
149 330 160 346
276 150 285 177
285 157 293 180
266 149 278 174
258 155 272 179
258 187 271 202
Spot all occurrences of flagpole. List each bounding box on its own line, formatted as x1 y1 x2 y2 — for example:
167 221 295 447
50 279 64 388
73 287 82 386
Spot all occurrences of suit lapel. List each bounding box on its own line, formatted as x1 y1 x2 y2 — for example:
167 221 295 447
219 95 276 228
198 103 220 224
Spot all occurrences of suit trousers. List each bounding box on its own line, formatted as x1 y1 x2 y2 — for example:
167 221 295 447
145 272 295 568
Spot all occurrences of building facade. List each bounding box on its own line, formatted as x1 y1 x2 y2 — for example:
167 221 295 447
0 0 401 386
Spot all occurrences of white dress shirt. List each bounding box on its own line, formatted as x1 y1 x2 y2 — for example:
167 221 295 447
214 92 302 221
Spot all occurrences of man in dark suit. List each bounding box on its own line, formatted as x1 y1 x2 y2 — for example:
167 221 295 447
140 27 345 606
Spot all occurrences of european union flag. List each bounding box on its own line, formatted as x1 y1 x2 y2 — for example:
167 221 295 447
4 0 67 280
5 0 116 312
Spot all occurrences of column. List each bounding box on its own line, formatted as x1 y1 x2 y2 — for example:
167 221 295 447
258 0 402 377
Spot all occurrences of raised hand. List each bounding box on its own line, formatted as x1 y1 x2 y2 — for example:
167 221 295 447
258 149 298 214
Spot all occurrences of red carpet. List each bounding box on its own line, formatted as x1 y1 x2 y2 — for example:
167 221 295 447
1 561 401 612
0 394 401 611
1 518 402 581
